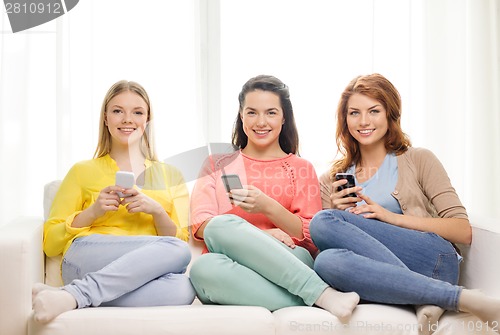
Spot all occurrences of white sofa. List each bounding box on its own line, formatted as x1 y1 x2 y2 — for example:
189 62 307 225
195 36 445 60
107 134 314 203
1 180 499 335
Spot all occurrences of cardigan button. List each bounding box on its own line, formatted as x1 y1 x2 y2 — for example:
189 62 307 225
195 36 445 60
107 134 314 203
393 190 399 195
402 205 407 210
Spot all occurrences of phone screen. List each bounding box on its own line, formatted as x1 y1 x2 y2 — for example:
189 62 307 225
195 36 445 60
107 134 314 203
221 174 243 192
335 173 356 198
116 171 135 198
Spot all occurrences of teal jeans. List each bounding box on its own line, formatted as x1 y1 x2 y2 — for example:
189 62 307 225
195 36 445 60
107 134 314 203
189 214 328 311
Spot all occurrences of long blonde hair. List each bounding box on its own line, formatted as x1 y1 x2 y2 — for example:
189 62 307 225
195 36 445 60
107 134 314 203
330 73 411 178
93 80 157 161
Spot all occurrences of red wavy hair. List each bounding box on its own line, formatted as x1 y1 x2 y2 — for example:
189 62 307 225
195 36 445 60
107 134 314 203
330 73 411 179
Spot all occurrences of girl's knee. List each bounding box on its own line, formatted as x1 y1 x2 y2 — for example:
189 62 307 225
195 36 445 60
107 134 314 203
173 275 196 305
189 254 228 302
189 253 225 283
204 214 241 238
203 215 255 252
314 249 350 278
189 257 206 284
313 250 329 276
290 246 314 268
310 210 336 244
154 274 195 306
158 237 192 264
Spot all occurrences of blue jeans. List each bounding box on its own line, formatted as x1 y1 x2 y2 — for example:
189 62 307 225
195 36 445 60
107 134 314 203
189 214 329 310
310 209 461 311
61 234 195 308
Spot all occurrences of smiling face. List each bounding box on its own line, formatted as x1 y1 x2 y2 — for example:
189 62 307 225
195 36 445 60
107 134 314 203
240 90 285 155
346 93 388 150
105 90 149 149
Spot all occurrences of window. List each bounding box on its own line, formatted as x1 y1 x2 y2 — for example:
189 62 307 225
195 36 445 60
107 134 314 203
1 0 498 229
219 0 424 175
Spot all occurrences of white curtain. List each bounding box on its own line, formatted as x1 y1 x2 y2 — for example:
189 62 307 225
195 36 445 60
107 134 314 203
1 0 498 229
0 15 58 225
0 0 203 225
218 0 425 173
422 0 500 225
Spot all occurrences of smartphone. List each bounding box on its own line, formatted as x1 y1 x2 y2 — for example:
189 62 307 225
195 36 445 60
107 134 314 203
221 174 243 192
115 171 135 198
335 173 357 198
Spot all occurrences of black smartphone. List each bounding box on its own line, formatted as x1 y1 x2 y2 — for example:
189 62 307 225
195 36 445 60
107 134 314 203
221 174 243 192
335 173 357 198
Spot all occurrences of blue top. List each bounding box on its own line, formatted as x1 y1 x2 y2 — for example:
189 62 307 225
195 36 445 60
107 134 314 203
347 153 402 214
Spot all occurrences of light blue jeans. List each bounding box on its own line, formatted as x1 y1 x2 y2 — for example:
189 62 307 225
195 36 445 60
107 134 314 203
189 214 329 311
61 234 195 308
310 209 461 311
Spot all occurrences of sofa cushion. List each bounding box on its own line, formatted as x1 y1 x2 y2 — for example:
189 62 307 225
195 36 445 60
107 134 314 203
273 305 420 335
43 180 64 286
28 305 275 335
434 311 499 335
273 305 496 335
458 221 500 297
43 180 61 221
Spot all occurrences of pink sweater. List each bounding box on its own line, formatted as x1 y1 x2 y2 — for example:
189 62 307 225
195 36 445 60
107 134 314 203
190 151 322 255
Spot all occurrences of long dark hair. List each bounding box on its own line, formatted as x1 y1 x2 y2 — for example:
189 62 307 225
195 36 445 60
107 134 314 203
231 75 300 155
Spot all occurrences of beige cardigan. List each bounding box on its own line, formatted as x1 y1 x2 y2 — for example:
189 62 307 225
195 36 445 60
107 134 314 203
319 147 468 220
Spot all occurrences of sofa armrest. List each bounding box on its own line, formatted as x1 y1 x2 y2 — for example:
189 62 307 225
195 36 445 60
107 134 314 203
458 217 500 298
0 217 44 335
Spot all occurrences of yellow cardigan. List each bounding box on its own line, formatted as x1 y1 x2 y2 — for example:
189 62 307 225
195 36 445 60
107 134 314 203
44 154 189 257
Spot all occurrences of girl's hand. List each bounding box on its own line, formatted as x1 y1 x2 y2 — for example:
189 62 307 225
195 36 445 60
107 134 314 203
89 185 123 218
265 228 296 249
330 179 362 210
120 188 164 215
349 193 397 224
229 185 273 214
231 185 304 240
